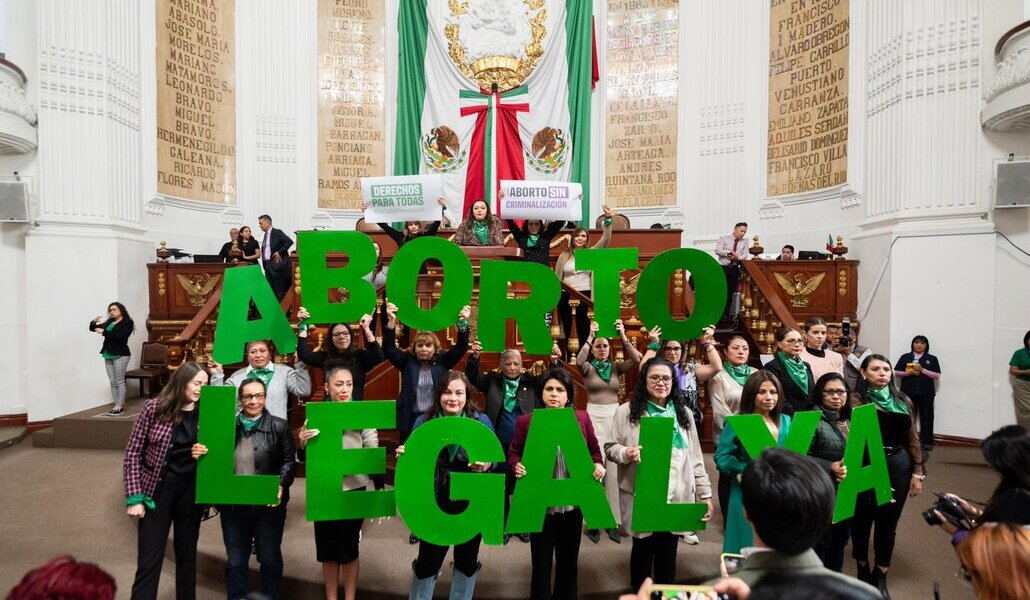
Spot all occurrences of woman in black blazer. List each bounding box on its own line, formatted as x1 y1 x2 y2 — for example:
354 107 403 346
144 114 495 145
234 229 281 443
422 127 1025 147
89 301 135 415
762 326 815 415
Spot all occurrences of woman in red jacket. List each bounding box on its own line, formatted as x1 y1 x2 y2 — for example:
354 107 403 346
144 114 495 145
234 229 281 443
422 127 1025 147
508 367 605 600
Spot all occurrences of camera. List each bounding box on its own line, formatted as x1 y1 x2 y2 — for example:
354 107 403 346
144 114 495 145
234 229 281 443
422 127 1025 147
838 317 852 348
922 490 975 530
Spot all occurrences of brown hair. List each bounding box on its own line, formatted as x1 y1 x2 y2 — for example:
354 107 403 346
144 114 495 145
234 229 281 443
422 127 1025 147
424 371 476 421
739 370 784 422
803 317 827 331
410 331 442 355
154 362 209 425
955 523 1030 600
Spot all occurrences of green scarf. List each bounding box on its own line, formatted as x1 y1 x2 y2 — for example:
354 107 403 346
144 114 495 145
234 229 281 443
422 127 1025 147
239 414 261 433
472 220 489 245
526 233 540 247
503 377 520 413
101 321 119 360
646 400 687 449
723 361 754 387
125 493 156 511
442 413 465 461
865 386 908 414
589 359 612 382
776 351 809 391
249 366 274 388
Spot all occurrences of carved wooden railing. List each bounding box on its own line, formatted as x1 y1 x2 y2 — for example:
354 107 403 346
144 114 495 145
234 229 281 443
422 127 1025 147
738 261 801 355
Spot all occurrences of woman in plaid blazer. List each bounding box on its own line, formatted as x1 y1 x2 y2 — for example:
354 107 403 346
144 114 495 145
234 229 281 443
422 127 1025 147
123 361 210 600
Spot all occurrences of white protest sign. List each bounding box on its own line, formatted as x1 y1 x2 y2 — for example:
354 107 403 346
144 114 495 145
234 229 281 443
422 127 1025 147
498 180 583 221
361 175 442 222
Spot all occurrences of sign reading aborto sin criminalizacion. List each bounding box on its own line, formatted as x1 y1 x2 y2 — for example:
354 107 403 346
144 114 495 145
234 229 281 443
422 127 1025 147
767 0 850 197
361 175 443 222
156 0 237 205
499 180 583 221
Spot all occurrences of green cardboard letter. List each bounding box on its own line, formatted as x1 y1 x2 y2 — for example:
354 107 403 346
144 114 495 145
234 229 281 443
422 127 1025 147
395 417 506 545
297 231 377 323
212 265 296 364
727 410 822 457
507 410 616 534
478 259 560 354
833 403 892 522
636 248 726 341
195 385 279 504
305 401 396 521
385 236 473 331
574 248 639 338
631 416 709 532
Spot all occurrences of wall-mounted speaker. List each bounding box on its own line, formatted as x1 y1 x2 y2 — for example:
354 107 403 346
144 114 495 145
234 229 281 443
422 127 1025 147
995 158 1030 209
0 181 29 222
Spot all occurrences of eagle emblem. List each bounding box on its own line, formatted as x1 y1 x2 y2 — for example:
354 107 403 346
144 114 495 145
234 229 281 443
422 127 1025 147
773 272 826 308
525 126 567 174
176 274 221 307
422 126 468 173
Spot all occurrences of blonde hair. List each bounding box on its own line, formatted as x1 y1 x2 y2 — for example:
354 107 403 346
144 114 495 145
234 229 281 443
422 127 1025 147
956 523 1030 600
410 331 441 353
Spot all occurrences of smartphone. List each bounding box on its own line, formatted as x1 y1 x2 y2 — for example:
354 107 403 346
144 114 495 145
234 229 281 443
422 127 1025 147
720 553 746 577
649 584 724 600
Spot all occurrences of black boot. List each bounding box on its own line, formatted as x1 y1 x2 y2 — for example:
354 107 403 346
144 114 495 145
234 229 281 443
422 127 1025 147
855 562 871 584
873 567 891 600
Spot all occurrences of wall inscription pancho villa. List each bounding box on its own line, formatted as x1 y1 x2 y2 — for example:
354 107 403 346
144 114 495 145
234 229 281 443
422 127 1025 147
157 0 237 204
767 0 849 197
317 0 387 210
604 0 679 208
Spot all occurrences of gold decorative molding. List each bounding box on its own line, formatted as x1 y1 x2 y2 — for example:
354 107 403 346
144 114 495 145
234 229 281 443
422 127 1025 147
175 273 221 307
294 265 302 296
773 272 827 308
838 269 848 296
445 0 547 91
157 272 166 296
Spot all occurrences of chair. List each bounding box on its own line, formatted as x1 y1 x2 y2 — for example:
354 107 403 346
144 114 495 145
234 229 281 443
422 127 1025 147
124 342 170 398
596 212 631 229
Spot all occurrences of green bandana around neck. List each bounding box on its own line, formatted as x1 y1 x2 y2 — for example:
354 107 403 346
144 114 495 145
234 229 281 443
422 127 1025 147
239 413 261 433
589 358 612 382
503 377 521 413
723 361 754 387
526 233 540 247
472 220 489 245
865 385 908 414
776 351 809 391
646 400 687 449
442 412 465 461
250 366 274 388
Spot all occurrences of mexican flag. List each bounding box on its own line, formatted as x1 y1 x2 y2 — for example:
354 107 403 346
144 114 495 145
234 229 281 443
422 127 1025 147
826 234 835 253
394 0 594 225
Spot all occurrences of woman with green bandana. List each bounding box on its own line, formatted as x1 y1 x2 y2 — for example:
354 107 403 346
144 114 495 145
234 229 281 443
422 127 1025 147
451 199 504 246
715 370 792 554
554 205 615 353
762 326 815 416
577 319 641 544
397 371 494 600
191 377 296 600
707 335 755 524
849 354 924 599
123 361 210 599
90 301 134 416
639 325 722 433
607 357 713 591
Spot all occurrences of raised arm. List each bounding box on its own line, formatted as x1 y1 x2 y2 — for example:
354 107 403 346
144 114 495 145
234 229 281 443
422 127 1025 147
286 362 312 398
464 343 489 393
377 222 407 246
694 327 724 382
614 320 642 374
439 306 471 369
591 206 614 249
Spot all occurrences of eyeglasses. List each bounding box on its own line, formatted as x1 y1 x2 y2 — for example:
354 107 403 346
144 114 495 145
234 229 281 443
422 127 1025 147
647 375 673 384
783 338 804 345
240 393 267 402
822 389 848 396
331 331 351 338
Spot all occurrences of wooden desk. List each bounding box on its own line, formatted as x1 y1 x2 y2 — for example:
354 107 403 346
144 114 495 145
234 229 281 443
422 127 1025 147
745 259 859 324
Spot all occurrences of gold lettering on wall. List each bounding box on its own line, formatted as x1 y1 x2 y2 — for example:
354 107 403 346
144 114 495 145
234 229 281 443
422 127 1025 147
767 0 849 196
156 0 237 204
317 0 386 210
604 0 679 208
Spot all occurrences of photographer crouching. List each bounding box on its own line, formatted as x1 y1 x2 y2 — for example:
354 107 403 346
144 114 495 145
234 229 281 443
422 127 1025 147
928 425 1030 545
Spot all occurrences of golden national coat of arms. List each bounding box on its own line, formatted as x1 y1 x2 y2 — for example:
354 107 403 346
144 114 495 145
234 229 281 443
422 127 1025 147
774 272 826 308
445 0 548 91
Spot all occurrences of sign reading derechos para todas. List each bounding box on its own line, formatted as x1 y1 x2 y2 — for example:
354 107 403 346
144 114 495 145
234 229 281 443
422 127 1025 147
499 180 582 221
361 175 443 222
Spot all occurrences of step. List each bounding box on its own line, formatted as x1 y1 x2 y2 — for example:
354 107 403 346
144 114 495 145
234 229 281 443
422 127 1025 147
48 397 146 450
31 427 54 448
0 426 27 450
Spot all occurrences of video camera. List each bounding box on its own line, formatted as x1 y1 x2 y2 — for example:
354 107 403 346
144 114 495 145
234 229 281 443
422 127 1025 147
922 490 976 530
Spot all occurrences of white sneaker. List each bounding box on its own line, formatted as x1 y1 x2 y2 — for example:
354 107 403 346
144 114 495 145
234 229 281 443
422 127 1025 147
680 532 699 545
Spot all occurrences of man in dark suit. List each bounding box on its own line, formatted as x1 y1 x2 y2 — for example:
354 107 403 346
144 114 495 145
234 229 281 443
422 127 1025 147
258 214 293 301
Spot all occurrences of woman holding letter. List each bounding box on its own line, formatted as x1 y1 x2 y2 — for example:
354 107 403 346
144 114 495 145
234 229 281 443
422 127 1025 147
714 370 792 554
451 199 505 246
807 372 853 572
295 306 384 400
508 367 605 600
849 354 924 598
191 377 296 600
578 319 641 544
707 335 755 524
555 205 615 351
398 371 494 600
639 325 722 433
762 326 815 416
367 197 447 250
123 361 210 600
297 362 377 600
606 358 713 591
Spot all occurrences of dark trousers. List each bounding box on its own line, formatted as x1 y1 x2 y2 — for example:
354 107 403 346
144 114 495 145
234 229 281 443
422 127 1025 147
558 290 591 354
131 477 204 600
851 450 913 568
722 265 740 315
220 504 288 599
630 532 679 591
814 518 853 572
413 535 482 578
717 471 732 527
265 268 291 302
910 393 935 448
529 509 583 600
